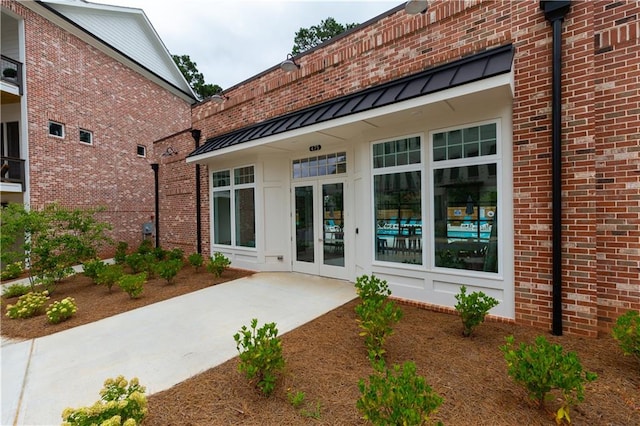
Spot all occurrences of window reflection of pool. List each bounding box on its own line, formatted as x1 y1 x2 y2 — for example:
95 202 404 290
447 223 492 241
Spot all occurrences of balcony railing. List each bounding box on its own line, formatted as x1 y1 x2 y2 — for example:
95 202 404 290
1 55 23 95
1 157 26 191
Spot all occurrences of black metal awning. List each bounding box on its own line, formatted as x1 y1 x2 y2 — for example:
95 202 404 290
189 44 514 159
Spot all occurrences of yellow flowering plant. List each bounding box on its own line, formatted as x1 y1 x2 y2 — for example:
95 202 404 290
61 375 147 426
46 297 78 324
5 291 49 319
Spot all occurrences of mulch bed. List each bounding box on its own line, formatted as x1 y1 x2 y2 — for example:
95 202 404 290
2 267 638 425
0 266 254 340
144 298 639 425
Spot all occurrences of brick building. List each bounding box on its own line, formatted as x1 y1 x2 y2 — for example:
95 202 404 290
2 0 637 338
1 0 196 252
155 0 639 337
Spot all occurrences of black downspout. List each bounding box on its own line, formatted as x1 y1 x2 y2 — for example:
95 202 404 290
151 163 160 249
191 129 202 254
541 1 571 336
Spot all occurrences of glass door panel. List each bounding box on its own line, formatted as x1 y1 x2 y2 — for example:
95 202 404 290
322 183 344 267
295 186 314 263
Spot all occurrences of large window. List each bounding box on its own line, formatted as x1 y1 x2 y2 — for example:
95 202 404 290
432 123 498 273
373 136 422 264
212 166 256 248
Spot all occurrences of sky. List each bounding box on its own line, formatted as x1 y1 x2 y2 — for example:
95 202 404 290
100 0 401 90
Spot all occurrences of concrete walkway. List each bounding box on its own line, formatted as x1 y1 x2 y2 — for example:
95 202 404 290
1 272 356 426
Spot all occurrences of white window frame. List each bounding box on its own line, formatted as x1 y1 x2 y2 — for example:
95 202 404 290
48 121 65 138
211 165 256 249
136 145 146 158
79 128 93 145
371 133 424 267
429 119 502 276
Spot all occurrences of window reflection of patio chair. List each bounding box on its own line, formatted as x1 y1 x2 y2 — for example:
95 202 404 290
393 233 408 254
376 237 388 254
0 163 9 179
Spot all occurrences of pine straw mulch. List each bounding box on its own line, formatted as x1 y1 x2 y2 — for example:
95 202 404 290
2 267 639 425
0 266 254 340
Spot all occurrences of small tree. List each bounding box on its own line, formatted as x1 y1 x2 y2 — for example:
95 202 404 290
0 203 112 291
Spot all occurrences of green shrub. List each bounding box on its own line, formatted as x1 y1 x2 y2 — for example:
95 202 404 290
96 264 124 292
2 283 31 298
154 247 167 260
5 291 49 319
167 248 184 261
114 241 128 264
136 239 153 255
46 297 77 324
125 253 146 274
61 375 147 426
1 261 23 280
118 273 146 299
126 252 158 278
82 258 107 283
207 252 231 278
611 310 640 365
354 274 403 361
188 252 204 272
454 285 499 337
233 318 284 396
501 335 597 424
357 360 443 426
155 259 182 284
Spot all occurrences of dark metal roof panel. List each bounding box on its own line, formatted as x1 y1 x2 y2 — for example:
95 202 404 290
451 57 487 85
189 44 514 158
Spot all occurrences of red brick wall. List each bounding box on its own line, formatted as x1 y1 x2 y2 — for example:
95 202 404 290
593 1 640 335
190 1 639 335
3 0 193 253
153 130 209 255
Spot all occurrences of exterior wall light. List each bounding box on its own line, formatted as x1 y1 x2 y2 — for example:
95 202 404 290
405 0 428 14
280 53 300 72
211 93 229 104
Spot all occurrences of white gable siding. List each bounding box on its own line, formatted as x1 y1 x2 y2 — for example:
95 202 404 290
44 1 193 97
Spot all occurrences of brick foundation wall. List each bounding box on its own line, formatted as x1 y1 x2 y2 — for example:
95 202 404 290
3 0 193 254
189 1 639 336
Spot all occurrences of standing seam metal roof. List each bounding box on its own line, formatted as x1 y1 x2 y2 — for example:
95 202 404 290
189 44 514 158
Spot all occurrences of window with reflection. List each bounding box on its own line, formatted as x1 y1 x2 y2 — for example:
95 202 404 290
212 166 255 247
372 136 422 265
432 123 498 273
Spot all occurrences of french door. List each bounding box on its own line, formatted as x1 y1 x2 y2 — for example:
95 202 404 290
292 179 348 280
